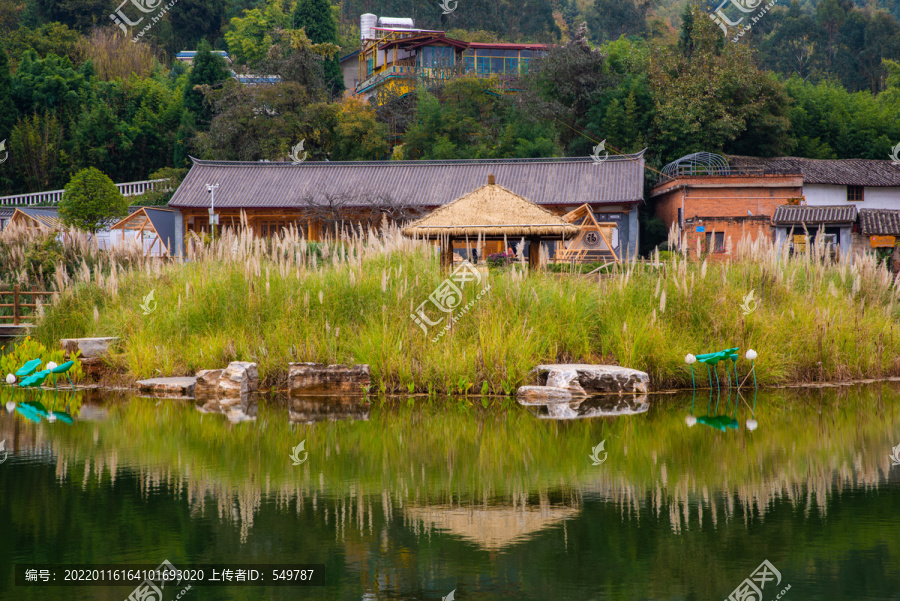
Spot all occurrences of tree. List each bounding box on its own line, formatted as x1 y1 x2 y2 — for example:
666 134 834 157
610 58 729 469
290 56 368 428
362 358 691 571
0 42 14 138
182 41 231 130
171 0 226 51
292 0 343 96
59 167 129 233
587 0 652 44
522 22 616 149
649 5 792 160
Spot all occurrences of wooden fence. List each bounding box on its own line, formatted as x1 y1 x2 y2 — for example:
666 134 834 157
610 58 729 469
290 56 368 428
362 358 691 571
0 285 53 325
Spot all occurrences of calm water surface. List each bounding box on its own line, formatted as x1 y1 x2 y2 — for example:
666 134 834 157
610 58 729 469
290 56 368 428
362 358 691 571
2 385 900 600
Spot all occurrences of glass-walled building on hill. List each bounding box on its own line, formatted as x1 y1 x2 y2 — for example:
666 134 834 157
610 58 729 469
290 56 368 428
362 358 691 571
340 14 547 103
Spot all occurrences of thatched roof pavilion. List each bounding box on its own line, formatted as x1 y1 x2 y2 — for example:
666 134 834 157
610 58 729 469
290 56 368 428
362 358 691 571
402 174 578 268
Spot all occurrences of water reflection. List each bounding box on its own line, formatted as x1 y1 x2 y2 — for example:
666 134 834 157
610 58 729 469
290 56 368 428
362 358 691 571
196 392 259 423
520 393 650 419
1 385 900 600
288 395 370 424
685 389 758 431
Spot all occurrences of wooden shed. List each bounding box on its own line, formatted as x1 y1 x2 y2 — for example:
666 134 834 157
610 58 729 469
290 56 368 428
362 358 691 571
401 174 578 269
109 207 177 257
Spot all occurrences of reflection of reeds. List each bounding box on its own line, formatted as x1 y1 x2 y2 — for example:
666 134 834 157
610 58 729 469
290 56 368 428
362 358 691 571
6 384 899 544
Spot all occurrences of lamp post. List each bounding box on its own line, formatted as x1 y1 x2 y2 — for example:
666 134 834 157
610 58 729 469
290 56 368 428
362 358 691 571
206 183 219 238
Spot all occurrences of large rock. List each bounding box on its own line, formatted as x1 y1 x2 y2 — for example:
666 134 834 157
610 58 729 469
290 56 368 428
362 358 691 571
194 369 223 398
61 337 119 359
288 363 371 395
192 362 258 398
137 376 196 396
527 364 649 395
515 386 574 403
218 362 258 397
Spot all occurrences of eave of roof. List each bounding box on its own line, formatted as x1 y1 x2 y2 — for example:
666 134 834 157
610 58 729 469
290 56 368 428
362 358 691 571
772 204 858 225
168 154 647 210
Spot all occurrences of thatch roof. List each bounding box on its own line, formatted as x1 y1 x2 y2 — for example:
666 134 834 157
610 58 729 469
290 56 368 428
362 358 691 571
401 177 579 238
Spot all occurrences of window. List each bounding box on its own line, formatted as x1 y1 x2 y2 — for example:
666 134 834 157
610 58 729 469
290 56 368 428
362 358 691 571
705 231 725 253
847 185 864 202
419 46 454 69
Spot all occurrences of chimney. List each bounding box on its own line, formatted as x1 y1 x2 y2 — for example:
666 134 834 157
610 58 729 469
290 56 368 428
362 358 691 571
488 174 495 185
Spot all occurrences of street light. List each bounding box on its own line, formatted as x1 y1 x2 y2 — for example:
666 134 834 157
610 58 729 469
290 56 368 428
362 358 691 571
206 183 219 237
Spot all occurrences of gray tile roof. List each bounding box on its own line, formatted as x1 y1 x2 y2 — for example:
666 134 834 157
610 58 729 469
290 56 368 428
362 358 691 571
729 155 900 186
858 209 900 236
168 154 646 209
772 205 858 225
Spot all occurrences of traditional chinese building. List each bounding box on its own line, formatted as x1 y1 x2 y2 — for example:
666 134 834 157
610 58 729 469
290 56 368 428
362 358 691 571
166 153 646 259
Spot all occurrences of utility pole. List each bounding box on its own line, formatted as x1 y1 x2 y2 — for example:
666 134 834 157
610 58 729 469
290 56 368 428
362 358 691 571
206 183 219 238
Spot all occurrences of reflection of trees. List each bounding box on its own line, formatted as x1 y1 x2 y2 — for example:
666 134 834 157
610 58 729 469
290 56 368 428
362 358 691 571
5 385 900 546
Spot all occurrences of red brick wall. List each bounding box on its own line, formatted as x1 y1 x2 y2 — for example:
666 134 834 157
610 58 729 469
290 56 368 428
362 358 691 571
651 175 802 256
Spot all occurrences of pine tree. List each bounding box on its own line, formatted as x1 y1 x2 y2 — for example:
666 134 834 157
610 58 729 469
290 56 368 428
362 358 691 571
293 0 344 97
183 41 231 130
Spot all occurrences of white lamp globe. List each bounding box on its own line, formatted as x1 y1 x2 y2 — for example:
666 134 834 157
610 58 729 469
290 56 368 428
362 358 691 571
47 412 57 423
685 415 697 427
746 349 758 361
747 419 758 431
685 354 697 365
5 373 15 385
46 361 58 371
5 401 15 413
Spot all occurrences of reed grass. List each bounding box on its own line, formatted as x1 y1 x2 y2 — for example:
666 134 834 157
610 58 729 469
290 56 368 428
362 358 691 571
9 217 900 392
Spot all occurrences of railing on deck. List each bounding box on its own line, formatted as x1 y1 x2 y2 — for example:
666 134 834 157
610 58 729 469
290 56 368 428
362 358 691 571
0 285 54 325
0 179 170 207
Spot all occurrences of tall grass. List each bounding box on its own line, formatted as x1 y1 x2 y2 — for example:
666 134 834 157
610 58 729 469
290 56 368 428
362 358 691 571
13 218 900 392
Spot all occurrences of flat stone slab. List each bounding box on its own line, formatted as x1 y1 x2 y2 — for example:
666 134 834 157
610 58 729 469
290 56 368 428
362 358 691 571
137 377 197 396
288 363 371 395
61 337 119 358
516 385 574 403
530 364 650 395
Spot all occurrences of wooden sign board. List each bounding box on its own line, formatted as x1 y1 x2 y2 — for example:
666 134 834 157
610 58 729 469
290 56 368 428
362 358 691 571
870 236 896 248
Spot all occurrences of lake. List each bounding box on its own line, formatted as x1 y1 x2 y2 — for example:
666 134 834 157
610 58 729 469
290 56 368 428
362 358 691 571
1 384 900 600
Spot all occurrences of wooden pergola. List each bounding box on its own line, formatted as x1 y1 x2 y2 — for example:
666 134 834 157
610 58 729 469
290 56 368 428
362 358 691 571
109 207 176 257
402 174 578 269
555 203 620 264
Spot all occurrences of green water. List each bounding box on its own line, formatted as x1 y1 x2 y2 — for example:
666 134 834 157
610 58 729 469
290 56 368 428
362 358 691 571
2 385 900 600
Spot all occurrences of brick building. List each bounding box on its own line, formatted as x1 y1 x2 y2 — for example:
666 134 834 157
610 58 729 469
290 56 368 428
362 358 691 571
650 153 900 258
649 153 802 257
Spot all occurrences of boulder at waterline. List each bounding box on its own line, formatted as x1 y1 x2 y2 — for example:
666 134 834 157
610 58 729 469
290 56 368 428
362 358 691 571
527 364 650 395
288 363 371 395
136 376 197 396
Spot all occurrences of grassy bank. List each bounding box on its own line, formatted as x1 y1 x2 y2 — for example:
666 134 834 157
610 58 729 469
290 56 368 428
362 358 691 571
14 223 900 392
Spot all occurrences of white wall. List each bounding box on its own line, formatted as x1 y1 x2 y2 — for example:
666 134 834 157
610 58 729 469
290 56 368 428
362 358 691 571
803 184 900 209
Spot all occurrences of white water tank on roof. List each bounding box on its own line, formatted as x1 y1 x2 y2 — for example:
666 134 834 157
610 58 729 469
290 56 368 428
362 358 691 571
377 17 414 30
361 13 377 40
